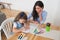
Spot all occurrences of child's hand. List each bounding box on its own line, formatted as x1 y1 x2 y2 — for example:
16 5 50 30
33 21 39 25
25 25 30 30
24 22 30 30
20 27 25 31
25 26 30 30
34 21 38 24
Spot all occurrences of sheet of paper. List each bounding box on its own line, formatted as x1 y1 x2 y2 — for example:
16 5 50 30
24 23 39 33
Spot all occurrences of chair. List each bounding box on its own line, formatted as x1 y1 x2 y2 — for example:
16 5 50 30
1 17 14 39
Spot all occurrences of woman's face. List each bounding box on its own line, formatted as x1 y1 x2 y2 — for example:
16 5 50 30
35 6 43 14
19 19 26 23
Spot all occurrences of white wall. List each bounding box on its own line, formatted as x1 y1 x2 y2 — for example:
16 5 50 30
0 0 60 26
40 0 60 26
53 0 60 26
41 0 59 25
0 0 37 12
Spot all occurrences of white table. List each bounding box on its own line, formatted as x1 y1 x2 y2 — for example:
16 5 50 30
0 26 1 40
24 23 60 40
36 29 60 40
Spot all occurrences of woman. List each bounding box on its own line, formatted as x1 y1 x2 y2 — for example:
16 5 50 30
28 1 47 24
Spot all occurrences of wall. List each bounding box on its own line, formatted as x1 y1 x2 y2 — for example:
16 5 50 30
41 0 59 25
0 0 60 26
53 0 60 26
0 0 37 12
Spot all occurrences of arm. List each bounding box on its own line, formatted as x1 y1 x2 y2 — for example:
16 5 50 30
27 13 34 22
13 22 24 33
13 27 22 33
38 11 47 28
27 13 32 20
24 22 30 30
28 13 39 23
40 11 47 24
39 14 43 22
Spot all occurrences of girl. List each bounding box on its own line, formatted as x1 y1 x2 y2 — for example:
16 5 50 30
13 12 29 33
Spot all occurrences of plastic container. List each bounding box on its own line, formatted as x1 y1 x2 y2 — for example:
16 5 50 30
46 23 51 32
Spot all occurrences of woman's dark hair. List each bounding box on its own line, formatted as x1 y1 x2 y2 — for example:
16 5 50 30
14 12 27 22
32 1 44 21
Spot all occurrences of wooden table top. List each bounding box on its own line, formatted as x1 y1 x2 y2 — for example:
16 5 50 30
7 32 53 40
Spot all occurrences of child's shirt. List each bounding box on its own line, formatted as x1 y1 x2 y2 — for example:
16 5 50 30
13 21 24 29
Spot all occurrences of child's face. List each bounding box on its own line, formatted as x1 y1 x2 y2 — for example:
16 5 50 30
19 19 26 23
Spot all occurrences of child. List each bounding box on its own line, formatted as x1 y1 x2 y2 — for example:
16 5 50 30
13 12 29 33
